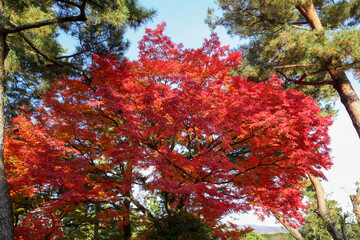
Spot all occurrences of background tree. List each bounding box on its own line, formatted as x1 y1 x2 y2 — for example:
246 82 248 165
245 231 267 240
350 185 360 229
300 180 360 240
0 1 154 238
5 24 333 239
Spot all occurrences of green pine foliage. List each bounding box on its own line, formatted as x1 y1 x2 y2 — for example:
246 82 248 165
208 0 360 114
2 0 155 120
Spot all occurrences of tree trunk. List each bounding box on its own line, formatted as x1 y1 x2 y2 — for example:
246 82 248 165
123 192 132 240
308 175 347 240
94 204 100 240
330 70 360 138
296 2 323 30
296 2 359 238
123 161 133 240
0 31 14 239
0 1 14 235
271 210 304 240
296 2 360 139
350 187 360 229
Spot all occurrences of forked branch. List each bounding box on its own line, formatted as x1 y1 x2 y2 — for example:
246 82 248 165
276 70 334 86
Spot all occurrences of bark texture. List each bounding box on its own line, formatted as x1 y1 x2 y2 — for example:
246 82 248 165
296 3 323 30
330 70 360 138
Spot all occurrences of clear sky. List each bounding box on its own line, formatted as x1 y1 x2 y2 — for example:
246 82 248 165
124 0 360 227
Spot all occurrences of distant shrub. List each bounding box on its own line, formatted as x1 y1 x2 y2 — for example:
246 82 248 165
262 232 295 240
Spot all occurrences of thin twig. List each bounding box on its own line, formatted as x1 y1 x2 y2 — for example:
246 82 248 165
273 63 319 69
292 25 311 31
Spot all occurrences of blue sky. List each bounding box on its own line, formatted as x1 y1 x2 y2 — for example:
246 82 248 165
125 0 242 60
123 0 360 227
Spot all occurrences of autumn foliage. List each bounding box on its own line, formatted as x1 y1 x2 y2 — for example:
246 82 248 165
5 23 332 239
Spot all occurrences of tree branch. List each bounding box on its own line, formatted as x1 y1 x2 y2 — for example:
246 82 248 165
273 63 319 69
276 70 334 86
292 25 311 31
55 51 87 59
9 21 73 68
291 21 309 25
124 192 156 222
5 0 88 34
271 210 304 240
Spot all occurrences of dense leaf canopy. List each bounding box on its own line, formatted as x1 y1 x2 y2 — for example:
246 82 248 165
6 23 332 239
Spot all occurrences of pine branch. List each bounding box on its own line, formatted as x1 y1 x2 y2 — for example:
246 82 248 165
292 25 311 31
5 0 88 34
291 21 309 25
55 51 87 59
273 63 319 69
9 21 70 68
8 21 80 70
276 70 334 86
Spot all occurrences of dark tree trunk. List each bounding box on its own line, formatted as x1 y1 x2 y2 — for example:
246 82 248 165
123 193 132 240
0 31 14 239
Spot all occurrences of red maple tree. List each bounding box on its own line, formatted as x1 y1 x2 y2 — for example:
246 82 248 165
6 23 332 239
